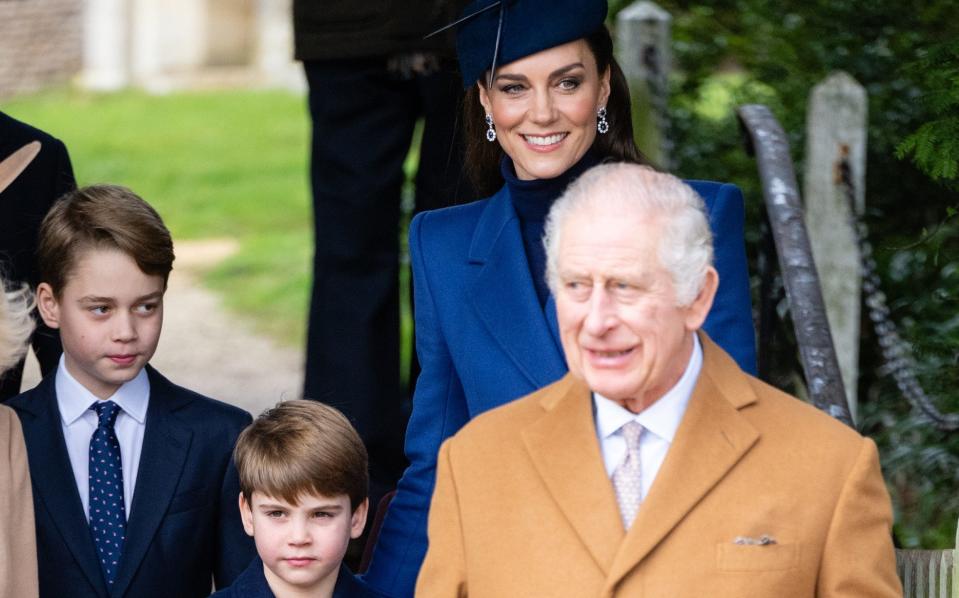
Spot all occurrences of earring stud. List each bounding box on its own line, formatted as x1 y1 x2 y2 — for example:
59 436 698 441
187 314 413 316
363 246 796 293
597 107 609 134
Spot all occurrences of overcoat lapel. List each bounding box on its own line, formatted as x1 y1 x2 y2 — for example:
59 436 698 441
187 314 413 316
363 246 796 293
468 189 566 388
604 336 760 590
18 375 107 596
521 375 624 573
111 367 192 597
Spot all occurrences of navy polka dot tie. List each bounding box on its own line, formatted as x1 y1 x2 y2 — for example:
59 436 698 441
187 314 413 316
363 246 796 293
89 400 126 586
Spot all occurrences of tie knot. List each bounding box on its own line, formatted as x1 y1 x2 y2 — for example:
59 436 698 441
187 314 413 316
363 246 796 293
91 400 122 428
620 420 643 448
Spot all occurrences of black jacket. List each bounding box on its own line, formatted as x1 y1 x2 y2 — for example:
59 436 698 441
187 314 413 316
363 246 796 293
293 0 466 61
0 110 75 287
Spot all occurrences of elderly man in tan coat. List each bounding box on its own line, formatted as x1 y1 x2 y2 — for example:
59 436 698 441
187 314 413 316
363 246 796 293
416 163 901 597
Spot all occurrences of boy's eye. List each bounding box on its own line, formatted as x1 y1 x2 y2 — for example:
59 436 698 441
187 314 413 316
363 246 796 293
312 511 333 519
136 302 158 314
265 510 285 518
89 306 109 315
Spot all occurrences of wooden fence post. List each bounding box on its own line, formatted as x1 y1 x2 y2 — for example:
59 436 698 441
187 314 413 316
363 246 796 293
615 1 672 169
803 71 867 422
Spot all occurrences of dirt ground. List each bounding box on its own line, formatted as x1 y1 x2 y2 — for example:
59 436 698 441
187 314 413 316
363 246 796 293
20 239 302 417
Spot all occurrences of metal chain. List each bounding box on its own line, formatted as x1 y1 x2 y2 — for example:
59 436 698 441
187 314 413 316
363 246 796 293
837 153 959 431
642 44 673 171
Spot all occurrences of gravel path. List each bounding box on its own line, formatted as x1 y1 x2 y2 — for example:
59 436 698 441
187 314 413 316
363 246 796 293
21 239 302 418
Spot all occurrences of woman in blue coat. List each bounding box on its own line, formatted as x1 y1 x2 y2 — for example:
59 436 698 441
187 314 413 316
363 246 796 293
364 1 757 595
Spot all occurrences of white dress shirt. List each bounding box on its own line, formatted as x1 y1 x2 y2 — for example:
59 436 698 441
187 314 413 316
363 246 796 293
55 355 149 520
593 333 703 501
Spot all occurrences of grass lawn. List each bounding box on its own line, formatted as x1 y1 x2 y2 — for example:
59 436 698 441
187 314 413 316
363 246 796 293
4 88 314 346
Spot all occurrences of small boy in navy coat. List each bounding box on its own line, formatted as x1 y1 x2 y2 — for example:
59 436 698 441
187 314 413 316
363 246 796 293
211 400 385 598
8 184 255 597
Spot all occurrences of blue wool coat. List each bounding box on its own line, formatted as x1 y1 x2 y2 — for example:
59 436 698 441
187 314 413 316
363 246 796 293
364 181 757 596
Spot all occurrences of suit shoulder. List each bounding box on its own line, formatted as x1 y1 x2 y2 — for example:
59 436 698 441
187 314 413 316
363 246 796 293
684 179 740 198
5 385 43 415
148 367 252 427
448 378 567 449
410 196 490 246
0 111 59 146
746 375 864 450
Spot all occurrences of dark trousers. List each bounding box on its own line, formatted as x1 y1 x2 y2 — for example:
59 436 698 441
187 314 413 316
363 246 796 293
303 57 471 494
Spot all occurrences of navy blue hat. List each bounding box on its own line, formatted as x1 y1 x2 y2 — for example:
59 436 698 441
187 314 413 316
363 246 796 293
448 0 608 88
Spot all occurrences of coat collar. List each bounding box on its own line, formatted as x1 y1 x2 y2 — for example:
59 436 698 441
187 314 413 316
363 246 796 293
603 333 759 590
110 365 194 597
520 334 760 587
467 186 566 388
521 374 625 573
16 373 107 596
18 365 198 597
219 556 369 597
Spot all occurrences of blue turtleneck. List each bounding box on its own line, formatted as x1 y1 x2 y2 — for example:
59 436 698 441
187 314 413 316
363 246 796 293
502 149 601 306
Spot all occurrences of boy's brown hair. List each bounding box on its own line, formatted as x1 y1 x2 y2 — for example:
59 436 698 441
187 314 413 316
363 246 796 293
37 184 175 296
234 400 369 511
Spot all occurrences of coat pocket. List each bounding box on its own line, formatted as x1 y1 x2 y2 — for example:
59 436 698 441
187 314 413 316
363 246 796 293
716 542 800 572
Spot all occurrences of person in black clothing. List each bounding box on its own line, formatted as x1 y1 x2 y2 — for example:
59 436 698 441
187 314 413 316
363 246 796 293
293 2 473 498
0 111 75 401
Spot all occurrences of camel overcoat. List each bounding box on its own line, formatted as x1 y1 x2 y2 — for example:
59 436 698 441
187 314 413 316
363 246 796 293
0 404 38 598
417 335 901 597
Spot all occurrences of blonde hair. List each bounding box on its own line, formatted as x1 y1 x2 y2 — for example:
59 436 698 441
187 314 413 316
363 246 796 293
234 400 368 511
0 283 35 375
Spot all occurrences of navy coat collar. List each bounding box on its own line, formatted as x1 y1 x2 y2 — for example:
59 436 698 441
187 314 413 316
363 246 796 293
466 186 567 389
216 556 376 597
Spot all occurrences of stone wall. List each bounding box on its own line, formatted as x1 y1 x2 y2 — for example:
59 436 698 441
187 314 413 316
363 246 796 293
0 0 84 98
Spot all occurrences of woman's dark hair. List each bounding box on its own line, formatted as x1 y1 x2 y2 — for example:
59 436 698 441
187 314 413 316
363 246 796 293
463 24 646 197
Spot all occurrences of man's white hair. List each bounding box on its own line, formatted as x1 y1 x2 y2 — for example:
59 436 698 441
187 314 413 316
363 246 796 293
544 162 714 306
0 283 35 375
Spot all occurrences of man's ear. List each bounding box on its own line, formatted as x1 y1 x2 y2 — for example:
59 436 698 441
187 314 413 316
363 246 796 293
36 283 61 329
239 492 255 537
350 498 369 540
684 267 718 332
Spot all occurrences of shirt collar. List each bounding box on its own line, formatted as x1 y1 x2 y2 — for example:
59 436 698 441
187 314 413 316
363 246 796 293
55 354 150 425
593 333 703 443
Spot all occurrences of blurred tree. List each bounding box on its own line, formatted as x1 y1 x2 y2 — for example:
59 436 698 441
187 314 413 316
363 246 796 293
609 0 958 546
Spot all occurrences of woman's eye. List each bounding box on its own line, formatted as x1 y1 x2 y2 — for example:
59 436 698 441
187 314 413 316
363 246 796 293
558 78 581 90
499 84 524 94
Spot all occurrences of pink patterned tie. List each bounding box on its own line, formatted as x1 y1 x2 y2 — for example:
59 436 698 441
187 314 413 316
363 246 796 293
612 420 643 529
